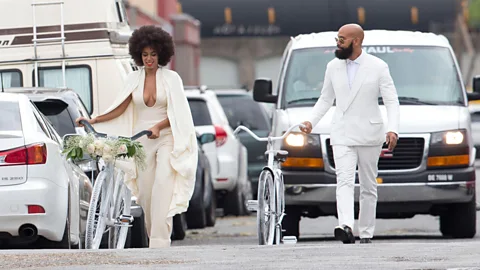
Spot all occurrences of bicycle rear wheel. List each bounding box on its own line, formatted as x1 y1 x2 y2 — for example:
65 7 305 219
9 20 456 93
85 170 113 249
109 170 132 249
257 169 276 245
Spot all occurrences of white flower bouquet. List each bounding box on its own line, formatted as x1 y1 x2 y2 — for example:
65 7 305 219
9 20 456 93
62 133 147 170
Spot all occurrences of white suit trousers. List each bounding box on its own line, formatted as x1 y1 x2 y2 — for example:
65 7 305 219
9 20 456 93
332 145 382 239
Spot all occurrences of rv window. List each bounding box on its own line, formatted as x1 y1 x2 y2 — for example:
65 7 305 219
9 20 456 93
0 70 23 88
34 65 93 113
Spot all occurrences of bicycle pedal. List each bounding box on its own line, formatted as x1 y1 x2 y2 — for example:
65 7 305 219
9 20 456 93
282 236 297 245
246 200 258 212
117 214 134 224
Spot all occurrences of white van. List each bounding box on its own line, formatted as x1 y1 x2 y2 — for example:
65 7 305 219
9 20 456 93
253 30 480 239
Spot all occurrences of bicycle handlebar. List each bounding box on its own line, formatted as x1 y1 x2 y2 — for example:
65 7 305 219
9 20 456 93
233 123 306 142
78 120 152 141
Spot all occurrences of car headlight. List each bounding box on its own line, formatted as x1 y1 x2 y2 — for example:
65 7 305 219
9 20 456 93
285 133 305 147
430 129 466 145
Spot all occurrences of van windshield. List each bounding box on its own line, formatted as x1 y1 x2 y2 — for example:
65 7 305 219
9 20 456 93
282 46 465 107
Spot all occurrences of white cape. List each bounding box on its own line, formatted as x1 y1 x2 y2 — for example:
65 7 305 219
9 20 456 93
93 67 198 217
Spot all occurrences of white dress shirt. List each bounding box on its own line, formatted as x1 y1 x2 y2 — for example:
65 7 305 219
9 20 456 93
346 52 363 89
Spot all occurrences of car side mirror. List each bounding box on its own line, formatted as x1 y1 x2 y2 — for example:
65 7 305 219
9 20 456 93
199 133 215 145
253 78 277 104
474 75 480 94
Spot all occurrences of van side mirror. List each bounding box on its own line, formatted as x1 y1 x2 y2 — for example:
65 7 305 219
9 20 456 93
467 76 480 102
253 78 277 104
474 76 480 93
199 133 215 145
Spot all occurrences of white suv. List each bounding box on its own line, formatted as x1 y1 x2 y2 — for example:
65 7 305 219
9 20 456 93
185 88 250 216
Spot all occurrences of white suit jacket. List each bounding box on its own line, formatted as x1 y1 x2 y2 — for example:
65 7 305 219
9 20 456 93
93 67 198 218
307 52 400 146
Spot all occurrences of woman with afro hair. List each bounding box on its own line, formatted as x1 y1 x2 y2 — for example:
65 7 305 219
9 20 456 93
76 25 198 248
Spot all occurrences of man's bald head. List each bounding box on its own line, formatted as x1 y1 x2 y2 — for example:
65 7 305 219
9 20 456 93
338 24 364 43
334 23 364 60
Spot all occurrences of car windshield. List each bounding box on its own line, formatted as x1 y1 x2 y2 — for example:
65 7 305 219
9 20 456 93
0 101 22 131
282 46 464 107
217 94 270 131
188 99 213 126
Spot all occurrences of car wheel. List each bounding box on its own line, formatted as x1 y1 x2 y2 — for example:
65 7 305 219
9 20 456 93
171 213 187 241
186 182 207 229
206 183 217 227
126 212 149 248
440 195 476 238
282 207 301 239
224 182 245 216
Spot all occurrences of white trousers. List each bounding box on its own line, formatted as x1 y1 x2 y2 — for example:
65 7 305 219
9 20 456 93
332 145 382 239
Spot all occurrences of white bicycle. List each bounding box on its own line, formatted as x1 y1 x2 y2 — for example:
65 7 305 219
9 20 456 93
233 123 305 245
78 120 151 249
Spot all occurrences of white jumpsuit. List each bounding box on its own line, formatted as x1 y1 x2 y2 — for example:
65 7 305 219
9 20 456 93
131 82 175 248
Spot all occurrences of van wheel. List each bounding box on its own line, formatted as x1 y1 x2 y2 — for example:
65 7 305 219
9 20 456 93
440 195 476 238
282 207 301 239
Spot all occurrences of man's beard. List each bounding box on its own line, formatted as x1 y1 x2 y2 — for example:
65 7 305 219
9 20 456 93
335 42 354 60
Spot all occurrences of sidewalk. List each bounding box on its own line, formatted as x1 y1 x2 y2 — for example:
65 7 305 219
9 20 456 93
2 241 480 270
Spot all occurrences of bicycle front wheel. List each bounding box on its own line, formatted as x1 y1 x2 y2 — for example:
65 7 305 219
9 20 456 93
109 170 132 249
85 170 113 249
257 169 276 245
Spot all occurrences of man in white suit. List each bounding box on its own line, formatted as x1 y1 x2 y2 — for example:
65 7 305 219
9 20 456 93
300 24 400 244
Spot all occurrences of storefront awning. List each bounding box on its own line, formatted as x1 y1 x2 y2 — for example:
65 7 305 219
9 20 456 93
177 0 458 37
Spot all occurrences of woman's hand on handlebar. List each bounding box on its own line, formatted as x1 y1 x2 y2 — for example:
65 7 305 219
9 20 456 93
75 116 96 127
147 125 161 139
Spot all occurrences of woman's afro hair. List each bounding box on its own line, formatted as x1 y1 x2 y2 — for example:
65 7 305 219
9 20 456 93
128 25 175 67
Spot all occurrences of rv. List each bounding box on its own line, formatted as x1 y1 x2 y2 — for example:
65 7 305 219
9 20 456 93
0 0 135 116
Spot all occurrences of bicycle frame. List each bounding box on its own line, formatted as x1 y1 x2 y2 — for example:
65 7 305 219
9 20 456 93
233 123 305 245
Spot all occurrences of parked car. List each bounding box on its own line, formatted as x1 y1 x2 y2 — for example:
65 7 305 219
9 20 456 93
212 89 272 199
186 87 251 216
0 93 92 248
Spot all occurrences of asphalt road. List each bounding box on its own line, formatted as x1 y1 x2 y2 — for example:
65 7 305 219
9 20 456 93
2 165 480 269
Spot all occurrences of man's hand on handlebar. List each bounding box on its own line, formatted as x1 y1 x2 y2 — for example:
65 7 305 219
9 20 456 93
75 117 96 127
300 121 312 134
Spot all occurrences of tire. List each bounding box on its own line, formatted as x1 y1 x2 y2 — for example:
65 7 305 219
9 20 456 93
257 169 276 245
126 211 149 248
206 183 217 227
85 170 112 249
108 170 131 249
171 213 188 241
186 178 207 229
282 206 301 239
440 195 476 238
224 182 245 216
